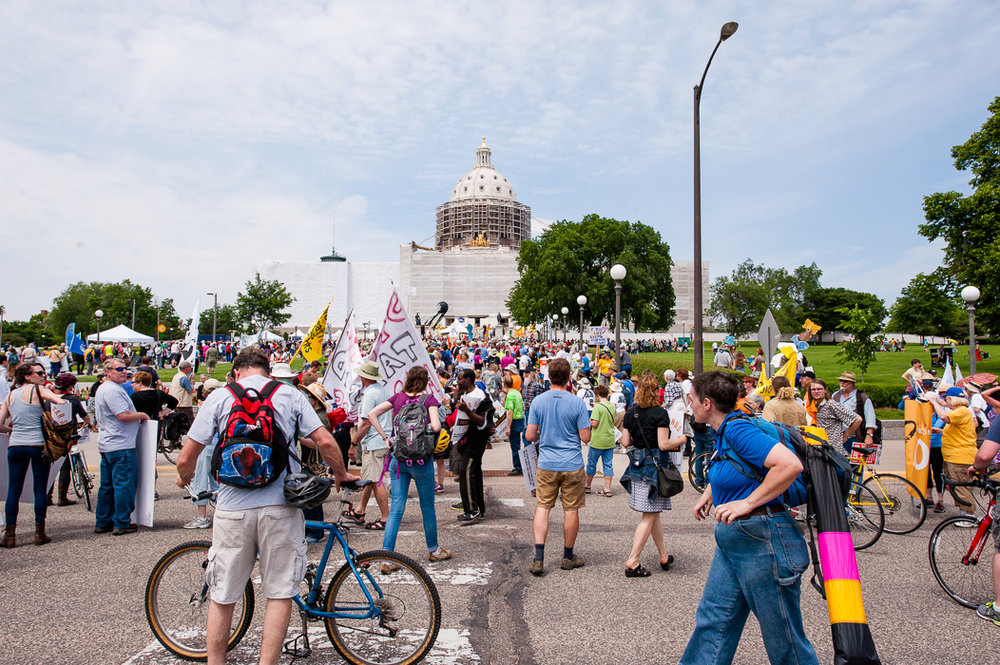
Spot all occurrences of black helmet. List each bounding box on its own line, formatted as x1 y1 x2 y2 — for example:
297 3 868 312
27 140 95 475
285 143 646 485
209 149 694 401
283 473 331 509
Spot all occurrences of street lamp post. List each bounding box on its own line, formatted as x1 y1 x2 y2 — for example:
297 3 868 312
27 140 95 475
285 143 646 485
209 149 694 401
561 306 569 345
206 292 218 343
962 286 980 374
577 295 587 353
131 299 136 330
95 309 104 344
610 263 627 370
693 20 738 376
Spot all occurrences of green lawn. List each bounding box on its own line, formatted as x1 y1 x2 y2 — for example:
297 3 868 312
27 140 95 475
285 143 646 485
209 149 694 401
632 342 999 409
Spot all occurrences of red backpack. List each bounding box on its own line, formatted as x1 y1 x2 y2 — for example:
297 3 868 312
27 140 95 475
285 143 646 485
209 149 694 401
211 381 290 488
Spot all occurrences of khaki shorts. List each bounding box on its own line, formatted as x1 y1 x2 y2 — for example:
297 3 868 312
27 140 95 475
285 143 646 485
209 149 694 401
535 467 586 511
207 505 307 604
361 447 388 483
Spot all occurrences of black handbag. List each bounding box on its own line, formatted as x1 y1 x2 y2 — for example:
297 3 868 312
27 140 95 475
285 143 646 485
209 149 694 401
634 407 684 498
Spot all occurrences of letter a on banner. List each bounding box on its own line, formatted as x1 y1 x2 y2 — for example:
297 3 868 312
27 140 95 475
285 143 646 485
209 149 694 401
369 287 446 403
903 400 931 497
322 309 365 422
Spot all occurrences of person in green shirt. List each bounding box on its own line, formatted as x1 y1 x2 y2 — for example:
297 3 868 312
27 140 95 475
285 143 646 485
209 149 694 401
586 385 617 496
503 375 526 476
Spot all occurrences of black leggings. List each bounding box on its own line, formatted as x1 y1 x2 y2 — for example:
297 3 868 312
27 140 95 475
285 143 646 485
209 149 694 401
452 447 485 516
928 447 944 495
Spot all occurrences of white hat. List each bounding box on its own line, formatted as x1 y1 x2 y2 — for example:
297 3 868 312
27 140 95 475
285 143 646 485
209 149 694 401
271 363 295 378
352 360 384 381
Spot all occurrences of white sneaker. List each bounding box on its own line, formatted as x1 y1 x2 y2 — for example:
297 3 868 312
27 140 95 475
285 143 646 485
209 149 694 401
183 517 212 529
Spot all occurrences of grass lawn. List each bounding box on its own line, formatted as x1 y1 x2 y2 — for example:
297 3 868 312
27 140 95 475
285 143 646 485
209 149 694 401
632 342 1000 410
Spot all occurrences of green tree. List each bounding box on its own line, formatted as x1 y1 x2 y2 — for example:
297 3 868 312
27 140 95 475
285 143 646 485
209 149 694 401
708 260 823 337
886 272 964 338
835 305 885 381
236 273 294 332
2 313 48 347
920 96 1000 335
199 304 241 336
506 215 675 331
802 287 886 333
46 281 181 340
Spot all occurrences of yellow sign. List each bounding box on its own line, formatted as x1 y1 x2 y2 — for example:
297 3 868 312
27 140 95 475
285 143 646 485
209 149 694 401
295 299 332 363
157 324 166 333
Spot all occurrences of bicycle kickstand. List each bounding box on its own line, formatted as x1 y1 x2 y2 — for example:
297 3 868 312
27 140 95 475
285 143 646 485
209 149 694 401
281 611 312 660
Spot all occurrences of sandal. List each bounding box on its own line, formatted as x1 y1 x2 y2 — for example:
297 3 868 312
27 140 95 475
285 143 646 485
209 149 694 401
660 555 675 571
625 564 651 578
341 508 366 524
596 490 613 497
365 519 386 531
584 486 592 494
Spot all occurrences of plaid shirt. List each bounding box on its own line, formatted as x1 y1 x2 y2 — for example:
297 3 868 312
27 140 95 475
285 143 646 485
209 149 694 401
662 381 685 406
522 380 545 413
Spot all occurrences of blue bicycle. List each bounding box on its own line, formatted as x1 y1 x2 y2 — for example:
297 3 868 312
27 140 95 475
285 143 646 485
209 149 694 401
144 480 442 665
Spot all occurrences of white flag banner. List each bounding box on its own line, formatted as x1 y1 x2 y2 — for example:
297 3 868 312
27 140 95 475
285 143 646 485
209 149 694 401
322 309 366 422
369 287 446 404
941 357 955 386
132 421 157 527
181 298 201 366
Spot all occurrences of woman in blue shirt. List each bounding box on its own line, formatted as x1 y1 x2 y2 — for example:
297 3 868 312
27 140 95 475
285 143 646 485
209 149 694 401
680 371 818 665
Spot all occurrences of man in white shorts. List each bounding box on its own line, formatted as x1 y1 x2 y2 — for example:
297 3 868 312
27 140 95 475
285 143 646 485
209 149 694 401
347 360 392 529
175 347 358 665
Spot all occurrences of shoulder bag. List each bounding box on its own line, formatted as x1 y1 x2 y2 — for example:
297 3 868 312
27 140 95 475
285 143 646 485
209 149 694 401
37 386 78 463
635 407 683 498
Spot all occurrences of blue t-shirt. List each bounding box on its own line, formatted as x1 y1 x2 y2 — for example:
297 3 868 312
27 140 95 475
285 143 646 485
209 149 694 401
708 412 783 506
930 414 945 449
527 390 590 472
984 415 1000 448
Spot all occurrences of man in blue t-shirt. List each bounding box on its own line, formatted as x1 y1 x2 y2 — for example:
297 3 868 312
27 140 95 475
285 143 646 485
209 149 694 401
524 357 591 577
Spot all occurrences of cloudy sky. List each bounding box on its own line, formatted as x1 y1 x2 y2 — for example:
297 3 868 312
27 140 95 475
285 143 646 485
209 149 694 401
2 1 996 322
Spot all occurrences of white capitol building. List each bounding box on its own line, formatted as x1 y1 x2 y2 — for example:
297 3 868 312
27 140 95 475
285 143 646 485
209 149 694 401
257 139 707 334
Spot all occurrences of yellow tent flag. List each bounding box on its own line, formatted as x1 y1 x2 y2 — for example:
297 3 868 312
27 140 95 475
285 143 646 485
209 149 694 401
803 319 822 336
296 299 332 363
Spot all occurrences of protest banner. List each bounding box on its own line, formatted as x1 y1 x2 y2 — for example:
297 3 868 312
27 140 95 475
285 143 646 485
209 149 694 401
181 299 201 366
369 287 446 404
322 309 366 422
518 442 539 493
132 421 157 527
293 298 332 364
904 399 932 498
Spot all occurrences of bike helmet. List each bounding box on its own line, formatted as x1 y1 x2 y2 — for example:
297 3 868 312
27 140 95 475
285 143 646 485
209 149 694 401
435 427 451 455
54 372 77 389
283 473 331 509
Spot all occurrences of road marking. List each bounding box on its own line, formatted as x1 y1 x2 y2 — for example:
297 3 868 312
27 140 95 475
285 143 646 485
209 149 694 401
498 498 524 507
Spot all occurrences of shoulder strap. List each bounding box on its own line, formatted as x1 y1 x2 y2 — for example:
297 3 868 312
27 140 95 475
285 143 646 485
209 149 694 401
226 383 247 402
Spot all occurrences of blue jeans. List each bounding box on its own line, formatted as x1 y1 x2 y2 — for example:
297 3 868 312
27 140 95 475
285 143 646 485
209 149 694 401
586 447 614 477
5 446 50 524
680 512 818 665
509 418 525 472
382 457 438 553
95 448 138 530
692 426 716 486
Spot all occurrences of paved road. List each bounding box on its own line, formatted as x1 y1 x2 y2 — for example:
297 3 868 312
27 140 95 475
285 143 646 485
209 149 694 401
0 440 993 665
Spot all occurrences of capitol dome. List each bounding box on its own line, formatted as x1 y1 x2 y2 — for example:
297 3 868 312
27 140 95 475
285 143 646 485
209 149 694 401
450 138 517 201
436 138 531 251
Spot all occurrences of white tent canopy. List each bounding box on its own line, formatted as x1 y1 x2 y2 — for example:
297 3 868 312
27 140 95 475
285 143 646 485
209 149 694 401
86 324 154 344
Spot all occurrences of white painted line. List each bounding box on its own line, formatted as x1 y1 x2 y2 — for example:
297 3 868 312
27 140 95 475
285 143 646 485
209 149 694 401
498 498 524 507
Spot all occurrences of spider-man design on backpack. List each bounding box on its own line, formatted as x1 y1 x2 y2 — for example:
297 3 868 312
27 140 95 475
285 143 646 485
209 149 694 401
211 380 290 488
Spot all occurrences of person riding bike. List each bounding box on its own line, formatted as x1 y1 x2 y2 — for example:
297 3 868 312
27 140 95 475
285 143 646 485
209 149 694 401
968 415 1000 626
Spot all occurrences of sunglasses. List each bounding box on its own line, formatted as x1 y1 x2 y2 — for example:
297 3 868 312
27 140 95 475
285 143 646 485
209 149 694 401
110 366 127 372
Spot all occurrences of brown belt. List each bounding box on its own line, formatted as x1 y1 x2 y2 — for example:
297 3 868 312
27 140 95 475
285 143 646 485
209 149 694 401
734 504 788 520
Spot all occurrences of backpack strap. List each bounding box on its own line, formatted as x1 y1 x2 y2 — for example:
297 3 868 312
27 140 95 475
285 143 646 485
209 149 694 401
713 412 766 484
258 380 283 401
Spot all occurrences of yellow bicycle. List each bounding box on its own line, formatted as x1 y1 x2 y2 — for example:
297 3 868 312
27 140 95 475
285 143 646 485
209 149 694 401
850 445 927 535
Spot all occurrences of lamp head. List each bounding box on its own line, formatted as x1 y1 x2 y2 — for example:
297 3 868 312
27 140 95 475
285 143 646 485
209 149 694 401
95 309 103 319
720 21 738 40
577 295 587 306
561 306 569 315
610 264 627 281
962 286 981 303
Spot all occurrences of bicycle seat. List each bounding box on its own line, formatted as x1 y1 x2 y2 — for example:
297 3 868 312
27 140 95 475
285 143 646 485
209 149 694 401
853 445 877 455
339 479 373 492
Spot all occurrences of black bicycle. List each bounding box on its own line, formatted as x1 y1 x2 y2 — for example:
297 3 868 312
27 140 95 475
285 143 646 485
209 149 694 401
157 411 190 464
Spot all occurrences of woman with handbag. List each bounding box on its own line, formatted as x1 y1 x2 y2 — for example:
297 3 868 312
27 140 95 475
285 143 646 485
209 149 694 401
681 371 818 665
0 362 66 547
619 373 685 577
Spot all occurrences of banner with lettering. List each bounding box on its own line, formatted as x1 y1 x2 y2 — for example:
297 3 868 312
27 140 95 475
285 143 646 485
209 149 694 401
369 287 446 404
322 309 365 422
903 400 932 499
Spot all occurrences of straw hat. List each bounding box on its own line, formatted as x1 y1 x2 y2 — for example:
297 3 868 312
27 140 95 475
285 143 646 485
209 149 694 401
837 371 858 384
352 360 384 382
302 382 328 403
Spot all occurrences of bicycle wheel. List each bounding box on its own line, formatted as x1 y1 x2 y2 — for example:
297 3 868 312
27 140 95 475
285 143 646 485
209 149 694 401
324 549 441 665
70 455 85 498
863 472 927 535
687 452 711 494
846 481 884 550
162 441 179 465
145 540 254 661
929 516 994 609
79 451 93 512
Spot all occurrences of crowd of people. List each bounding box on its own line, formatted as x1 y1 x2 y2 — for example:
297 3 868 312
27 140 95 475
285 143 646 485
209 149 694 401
4 333 1000 663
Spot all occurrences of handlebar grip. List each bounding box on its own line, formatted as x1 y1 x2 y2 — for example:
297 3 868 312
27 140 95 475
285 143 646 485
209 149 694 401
942 474 976 508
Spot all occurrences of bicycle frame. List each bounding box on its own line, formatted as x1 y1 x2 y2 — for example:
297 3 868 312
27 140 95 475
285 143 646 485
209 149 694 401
962 500 994 566
292 519 385 622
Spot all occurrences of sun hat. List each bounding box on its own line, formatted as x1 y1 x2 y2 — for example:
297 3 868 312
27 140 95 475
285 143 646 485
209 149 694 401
202 378 225 394
837 371 858 383
352 360 384 382
270 362 295 378
303 382 328 403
